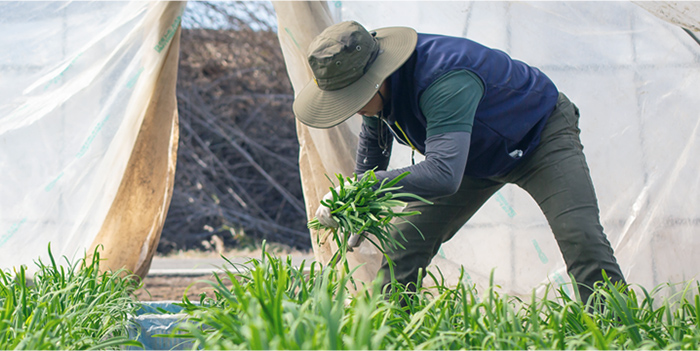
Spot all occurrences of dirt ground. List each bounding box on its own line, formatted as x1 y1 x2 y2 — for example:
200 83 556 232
134 273 227 302
134 245 312 302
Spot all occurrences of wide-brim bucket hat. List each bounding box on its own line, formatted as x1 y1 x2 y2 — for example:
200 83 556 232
293 21 417 129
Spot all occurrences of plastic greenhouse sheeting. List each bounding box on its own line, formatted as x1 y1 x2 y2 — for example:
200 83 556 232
275 1 700 298
0 2 183 276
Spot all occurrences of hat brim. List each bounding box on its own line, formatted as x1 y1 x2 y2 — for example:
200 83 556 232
293 26 418 129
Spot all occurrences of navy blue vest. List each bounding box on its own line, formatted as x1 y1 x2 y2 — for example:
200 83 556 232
384 33 559 178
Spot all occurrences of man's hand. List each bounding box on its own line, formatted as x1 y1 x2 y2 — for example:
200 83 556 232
315 186 370 252
314 189 339 229
347 232 367 252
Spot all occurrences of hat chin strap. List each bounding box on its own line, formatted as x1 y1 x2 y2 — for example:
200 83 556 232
377 87 388 119
377 89 386 107
375 87 391 157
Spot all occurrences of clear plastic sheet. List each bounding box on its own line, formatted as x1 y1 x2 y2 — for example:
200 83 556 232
276 1 700 298
0 2 183 274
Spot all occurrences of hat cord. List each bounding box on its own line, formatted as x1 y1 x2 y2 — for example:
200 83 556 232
376 89 390 157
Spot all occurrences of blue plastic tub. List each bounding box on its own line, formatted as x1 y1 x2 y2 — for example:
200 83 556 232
127 301 198 350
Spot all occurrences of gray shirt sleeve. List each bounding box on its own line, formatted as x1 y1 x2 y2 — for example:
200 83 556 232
373 131 471 199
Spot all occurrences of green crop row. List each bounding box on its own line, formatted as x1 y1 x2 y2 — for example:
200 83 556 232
0 245 142 350
171 242 700 350
2 242 699 350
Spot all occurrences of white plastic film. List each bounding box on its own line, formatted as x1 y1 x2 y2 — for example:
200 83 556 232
634 2 700 32
0 2 184 274
277 1 700 298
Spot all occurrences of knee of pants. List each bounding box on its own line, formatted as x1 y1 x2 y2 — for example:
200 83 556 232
549 208 606 249
549 218 625 289
549 212 618 266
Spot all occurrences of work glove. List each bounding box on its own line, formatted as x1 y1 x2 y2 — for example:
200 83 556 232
346 232 367 252
315 187 370 252
315 189 339 229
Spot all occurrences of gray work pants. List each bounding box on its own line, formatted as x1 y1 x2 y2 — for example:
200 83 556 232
379 93 626 303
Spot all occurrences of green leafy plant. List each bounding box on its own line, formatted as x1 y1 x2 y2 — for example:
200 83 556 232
0 245 143 350
170 244 700 350
308 170 432 264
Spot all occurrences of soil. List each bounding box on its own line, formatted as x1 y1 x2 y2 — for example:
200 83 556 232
134 245 312 302
134 273 228 302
